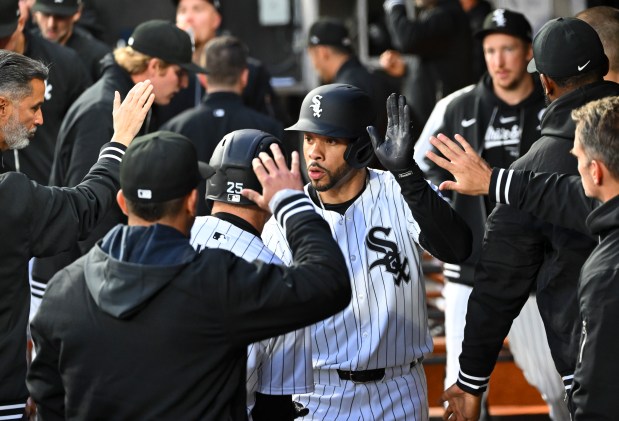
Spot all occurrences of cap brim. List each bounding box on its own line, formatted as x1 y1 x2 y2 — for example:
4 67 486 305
31 3 79 16
527 58 538 74
199 162 216 180
0 20 18 39
179 62 208 74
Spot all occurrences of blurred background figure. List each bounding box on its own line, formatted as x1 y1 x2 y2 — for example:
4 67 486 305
31 0 110 81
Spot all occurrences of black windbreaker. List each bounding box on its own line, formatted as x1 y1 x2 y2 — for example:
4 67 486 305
27 194 351 421
0 144 125 419
457 80 619 396
489 166 619 420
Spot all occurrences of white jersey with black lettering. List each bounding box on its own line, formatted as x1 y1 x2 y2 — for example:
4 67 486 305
262 169 432 420
190 216 313 418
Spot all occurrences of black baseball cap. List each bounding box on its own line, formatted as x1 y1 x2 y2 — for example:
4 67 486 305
475 9 532 42
527 17 608 79
308 18 353 52
120 131 215 203
127 20 207 74
171 0 220 12
0 0 20 39
32 0 80 17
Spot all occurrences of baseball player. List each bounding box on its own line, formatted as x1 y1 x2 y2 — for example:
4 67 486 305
262 84 473 420
189 129 311 420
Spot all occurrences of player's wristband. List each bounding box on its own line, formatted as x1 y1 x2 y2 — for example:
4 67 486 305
391 161 425 181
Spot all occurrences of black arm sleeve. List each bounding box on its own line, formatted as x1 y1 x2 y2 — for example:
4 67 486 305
395 170 472 263
489 168 598 235
222 193 352 345
456 204 542 394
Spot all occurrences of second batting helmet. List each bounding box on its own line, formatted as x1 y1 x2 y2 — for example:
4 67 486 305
286 83 376 169
206 129 284 205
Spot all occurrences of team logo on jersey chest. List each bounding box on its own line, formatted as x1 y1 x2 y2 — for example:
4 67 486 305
366 226 410 285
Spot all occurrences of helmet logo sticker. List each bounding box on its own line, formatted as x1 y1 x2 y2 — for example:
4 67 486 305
310 95 323 118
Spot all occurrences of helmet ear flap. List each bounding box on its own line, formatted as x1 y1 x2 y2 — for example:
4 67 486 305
344 136 374 169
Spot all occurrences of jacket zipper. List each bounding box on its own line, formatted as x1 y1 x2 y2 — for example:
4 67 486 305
579 319 588 364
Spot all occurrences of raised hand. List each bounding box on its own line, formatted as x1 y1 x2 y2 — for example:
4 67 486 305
110 80 155 146
426 133 492 195
241 144 303 211
367 93 416 174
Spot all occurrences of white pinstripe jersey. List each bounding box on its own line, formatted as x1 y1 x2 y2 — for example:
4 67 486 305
190 216 313 416
262 169 433 384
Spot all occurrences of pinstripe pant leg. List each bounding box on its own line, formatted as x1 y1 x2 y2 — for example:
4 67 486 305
508 295 570 421
443 281 472 387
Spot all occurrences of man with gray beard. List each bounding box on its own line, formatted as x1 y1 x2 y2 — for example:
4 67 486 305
0 49 156 420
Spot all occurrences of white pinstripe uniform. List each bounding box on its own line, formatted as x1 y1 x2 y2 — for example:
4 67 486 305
190 215 313 419
262 169 431 421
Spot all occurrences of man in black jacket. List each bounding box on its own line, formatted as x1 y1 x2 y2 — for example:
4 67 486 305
421 9 568 419
26 130 352 420
383 0 474 140
435 16 619 420
0 49 154 420
427 95 619 421
161 35 283 215
31 0 111 81
0 0 90 185
32 20 207 304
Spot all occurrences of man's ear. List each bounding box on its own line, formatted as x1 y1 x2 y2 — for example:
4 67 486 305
539 74 555 98
0 96 13 124
146 58 161 77
186 189 198 217
117 190 129 215
239 67 249 89
590 160 604 186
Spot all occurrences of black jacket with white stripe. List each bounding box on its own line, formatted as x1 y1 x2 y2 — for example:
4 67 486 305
26 193 351 421
490 167 619 420
457 80 619 396
0 143 125 419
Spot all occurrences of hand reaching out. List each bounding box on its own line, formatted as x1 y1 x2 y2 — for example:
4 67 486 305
110 80 155 147
241 144 303 210
426 133 492 195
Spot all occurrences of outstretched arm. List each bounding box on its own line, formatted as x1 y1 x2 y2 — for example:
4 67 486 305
367 94 472 263
426 133 598 234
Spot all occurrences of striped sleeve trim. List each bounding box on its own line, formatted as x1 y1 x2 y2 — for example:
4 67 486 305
98 142 127 163
562 374 574 391
443 263 461 279
0 401 27 419
491 168 514 205
457 370 490 394
384 0 405 13
273 194 315 229
30 279 47 299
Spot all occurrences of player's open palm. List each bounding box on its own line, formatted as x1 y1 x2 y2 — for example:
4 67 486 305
241 144 303 210
367 93 415 172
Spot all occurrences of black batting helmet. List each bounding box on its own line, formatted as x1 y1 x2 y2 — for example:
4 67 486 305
206 129 284 205
286 83 375 168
